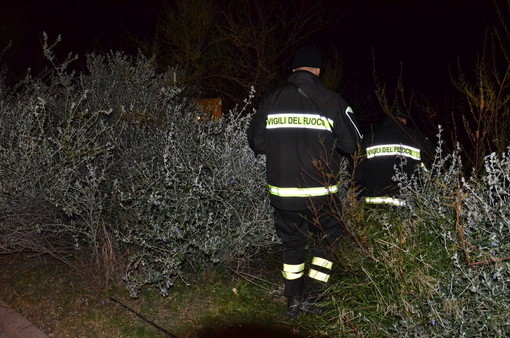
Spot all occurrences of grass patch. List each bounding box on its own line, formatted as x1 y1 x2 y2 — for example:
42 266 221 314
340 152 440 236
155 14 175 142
0 253 323 337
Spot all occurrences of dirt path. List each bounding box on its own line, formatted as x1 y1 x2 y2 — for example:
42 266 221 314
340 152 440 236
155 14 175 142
0 299 49 337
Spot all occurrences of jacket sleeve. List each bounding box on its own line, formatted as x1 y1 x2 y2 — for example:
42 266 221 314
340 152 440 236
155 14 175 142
334 104 363 154
247 99 268 155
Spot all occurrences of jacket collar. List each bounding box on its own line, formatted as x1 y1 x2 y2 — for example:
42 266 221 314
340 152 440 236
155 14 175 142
288 70 322 86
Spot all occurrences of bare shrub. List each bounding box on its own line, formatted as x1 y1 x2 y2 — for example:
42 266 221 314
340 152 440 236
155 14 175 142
0 36 275 294
391 130 510 336
312 128 510 337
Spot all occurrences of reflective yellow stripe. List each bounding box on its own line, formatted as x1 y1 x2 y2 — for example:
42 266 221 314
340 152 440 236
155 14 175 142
308 269 330 282
311 257 333 270
364 197 406 206
266 113 334 131
282 263 304 280
283 263 305 273
366 144 421 160
282 271 304 280
268 184 339 197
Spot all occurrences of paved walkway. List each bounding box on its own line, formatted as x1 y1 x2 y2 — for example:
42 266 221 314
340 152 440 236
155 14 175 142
0 299 48 338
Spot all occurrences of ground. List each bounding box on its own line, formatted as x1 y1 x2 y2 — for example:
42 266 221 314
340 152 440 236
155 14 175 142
0 254 326 337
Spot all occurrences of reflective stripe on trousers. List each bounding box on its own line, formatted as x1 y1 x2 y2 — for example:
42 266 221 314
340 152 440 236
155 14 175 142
308 257 333 283
282 263 305 280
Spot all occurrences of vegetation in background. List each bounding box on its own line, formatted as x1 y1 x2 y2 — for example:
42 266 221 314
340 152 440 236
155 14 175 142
312 130 510 336
137 0 330 106
448 0 510 173
0 34 275 298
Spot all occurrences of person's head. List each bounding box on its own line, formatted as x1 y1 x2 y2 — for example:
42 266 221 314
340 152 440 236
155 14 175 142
291 45 322 76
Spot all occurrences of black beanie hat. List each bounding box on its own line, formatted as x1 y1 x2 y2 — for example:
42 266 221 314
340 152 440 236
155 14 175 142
291 45 322 69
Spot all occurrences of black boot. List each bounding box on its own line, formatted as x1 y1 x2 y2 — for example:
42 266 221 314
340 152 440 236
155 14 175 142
285 296 302 318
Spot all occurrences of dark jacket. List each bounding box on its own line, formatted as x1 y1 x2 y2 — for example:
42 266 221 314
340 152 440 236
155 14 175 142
247 70 362 211
356 117 432 204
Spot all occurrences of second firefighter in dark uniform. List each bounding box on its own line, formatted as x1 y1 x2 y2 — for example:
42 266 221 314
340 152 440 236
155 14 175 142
356 116 432 206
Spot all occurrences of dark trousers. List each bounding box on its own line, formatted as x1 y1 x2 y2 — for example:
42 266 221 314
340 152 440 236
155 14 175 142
273 207 343 297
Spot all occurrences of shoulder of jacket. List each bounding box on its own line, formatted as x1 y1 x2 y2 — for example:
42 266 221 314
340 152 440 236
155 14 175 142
322 87 348 105
264 83 296 98
328 91 350 112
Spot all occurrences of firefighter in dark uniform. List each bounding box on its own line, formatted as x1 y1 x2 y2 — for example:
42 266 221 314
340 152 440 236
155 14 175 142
247 46 362 317
356 115 432 206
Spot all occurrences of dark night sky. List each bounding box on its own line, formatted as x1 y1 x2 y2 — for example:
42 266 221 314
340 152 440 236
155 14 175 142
0 0 162 77
0 0 502 107
328 0 500 102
